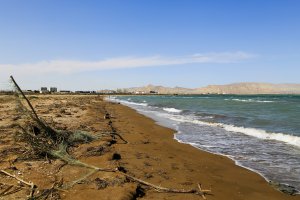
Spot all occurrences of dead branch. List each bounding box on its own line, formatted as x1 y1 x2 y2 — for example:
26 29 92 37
100 130 128 144
0 185 14 196
1 186 23 197
0 170 34 187
120 172 211 199
111 131 128 144
48 150 117 172
63 169 99 189
10 76 40 123
11 76 58 141
0 169 36 198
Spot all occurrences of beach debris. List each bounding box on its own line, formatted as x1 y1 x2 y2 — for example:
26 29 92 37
106 118 128 144
94 178 109 190
133 185 145 198
85 144 109 156
32 179 64 200
0 169 36 198
117 166 127 173
104 113 110 119
0 182 23 197
10 76 115 170
121 172 212 199
144 173 153 179
8 75 212 199
112 152 122 160
109 175 129 186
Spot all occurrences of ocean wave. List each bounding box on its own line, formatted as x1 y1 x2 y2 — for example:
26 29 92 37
222 124 300 147
108 96 300 147
228 98 274 103
121 101 148 106
163 107 182 113
108 97 148 107
168 115 300 148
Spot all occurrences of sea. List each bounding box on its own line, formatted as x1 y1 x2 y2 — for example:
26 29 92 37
108 95 300 192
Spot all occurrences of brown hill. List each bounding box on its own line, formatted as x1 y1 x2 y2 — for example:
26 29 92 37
126 83 300 94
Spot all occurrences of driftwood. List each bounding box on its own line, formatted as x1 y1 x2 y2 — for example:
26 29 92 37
32 178 65 199
10 76 40 124
95 131 128 144
111 131 128 144
121 172 211 199
0 170 36 198
0 183 23 197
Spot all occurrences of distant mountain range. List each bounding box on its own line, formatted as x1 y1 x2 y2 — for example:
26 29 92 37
125 83 300 94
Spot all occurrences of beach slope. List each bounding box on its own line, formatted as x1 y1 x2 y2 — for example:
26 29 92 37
0 95 298 200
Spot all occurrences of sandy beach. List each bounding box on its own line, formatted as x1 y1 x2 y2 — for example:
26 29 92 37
0 94 299 200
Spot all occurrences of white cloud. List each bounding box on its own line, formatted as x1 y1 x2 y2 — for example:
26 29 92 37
0 51 255 77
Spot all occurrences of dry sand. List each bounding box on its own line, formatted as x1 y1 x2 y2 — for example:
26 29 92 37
0 94 299 200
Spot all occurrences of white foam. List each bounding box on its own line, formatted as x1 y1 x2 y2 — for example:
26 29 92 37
230 98 274 103
108 96 300 148
104 96 115 101
123 101 148 106
166 114 300 148
105 96 148 106
163 107 182 113
222 124 300 147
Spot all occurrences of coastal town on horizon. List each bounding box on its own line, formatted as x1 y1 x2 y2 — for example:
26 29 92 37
1 82 300 95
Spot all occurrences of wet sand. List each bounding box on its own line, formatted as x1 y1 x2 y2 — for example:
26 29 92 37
0 94 299 199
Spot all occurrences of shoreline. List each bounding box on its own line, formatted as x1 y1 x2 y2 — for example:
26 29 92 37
108 96 272 184
174 134 272 188
108 99 300 199
0 94 299 199
110 96 300 191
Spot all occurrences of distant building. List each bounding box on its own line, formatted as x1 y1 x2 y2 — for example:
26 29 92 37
0 90 13 94
149 90 158 94
40 87 48 93
50 87 57 93
59 90 71 93
75 91 92 94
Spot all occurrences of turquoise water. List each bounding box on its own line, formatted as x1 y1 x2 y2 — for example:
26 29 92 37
110 95 300 191
117 95 300 136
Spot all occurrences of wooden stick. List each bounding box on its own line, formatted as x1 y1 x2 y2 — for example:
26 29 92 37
0 170 34 187
49 150 117 172
10 75 56 138
198 183 206 199
111 132 128 144
124 173 195 193
63 169 98 189
121 172 211 198
0 185 14 196
1 186 23 197
0 170 36 198
10 76 40 123
29 184 36 198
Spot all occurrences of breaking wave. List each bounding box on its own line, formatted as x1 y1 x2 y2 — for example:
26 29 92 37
163 107 182 113
226 98 274 103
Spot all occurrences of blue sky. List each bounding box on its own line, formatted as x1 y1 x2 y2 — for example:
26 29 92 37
0 0 299 90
